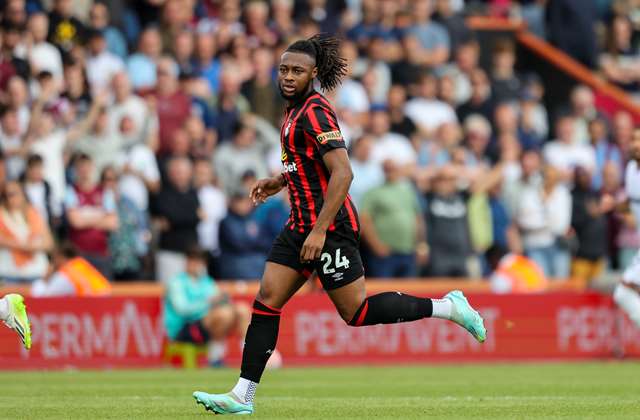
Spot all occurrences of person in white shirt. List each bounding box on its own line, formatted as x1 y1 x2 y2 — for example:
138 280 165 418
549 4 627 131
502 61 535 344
543 114 596 183
404 72 457 136
6 76 30 135
516 165 572 278
368 106 417 171
193 159 227 257
349 134 384 207
0 106 28 180
27 13 63 81
614 128 640 326
85 29 125 91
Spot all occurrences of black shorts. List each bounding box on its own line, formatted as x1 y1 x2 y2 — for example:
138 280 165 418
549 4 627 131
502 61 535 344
266 226 364 290
175 320 210 344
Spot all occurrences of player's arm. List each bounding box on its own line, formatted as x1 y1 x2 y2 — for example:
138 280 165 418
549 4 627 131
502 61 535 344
300 148 352 262
249 173 286 205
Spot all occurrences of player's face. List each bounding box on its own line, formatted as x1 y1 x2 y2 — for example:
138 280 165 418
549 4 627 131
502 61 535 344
632 128 640 161
278 51 317 101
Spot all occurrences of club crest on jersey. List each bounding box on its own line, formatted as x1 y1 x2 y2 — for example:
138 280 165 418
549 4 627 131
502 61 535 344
316 130 342 144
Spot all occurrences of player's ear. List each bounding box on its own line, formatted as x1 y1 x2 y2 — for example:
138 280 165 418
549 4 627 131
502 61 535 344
311 66 318 79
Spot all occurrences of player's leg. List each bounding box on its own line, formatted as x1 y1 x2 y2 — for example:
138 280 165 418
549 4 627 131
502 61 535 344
193 262 306 415
614 250 640 327
0 294 31 350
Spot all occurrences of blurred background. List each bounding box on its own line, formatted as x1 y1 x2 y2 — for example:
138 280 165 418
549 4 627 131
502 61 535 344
0 0 640 368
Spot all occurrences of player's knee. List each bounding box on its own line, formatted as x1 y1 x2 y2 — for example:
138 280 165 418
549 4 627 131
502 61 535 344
344 299 367 327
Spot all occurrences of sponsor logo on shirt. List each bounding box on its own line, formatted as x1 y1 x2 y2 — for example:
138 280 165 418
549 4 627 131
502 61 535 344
283 162 298 173
316 130 342 144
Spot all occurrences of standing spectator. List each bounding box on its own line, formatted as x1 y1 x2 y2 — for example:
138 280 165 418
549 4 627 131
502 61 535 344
151 156 201 284
154 56 193 156
27 13 63 81
349 134 384 207
102 166 148 280
193 158 227 262
48 0 86 53
515 165 572 279
0 180 53 282
85 29 125 91
213 120 270 194
217 188 271 280
65 154 119 278
543 114 596 182
126 26 163 91
360 160 426 278
571 167 610 286
88 2 128 60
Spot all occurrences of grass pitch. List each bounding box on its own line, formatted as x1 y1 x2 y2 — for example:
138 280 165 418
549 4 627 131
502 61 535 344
0 362 638 419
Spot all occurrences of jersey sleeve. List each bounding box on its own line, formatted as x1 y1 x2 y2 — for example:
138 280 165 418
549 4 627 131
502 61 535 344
304 104 346 155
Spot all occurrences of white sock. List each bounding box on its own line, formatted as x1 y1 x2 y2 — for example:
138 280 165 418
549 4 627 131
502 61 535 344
0 297 9 321
431 298 452 320
231 377 258 404
207 340 226 363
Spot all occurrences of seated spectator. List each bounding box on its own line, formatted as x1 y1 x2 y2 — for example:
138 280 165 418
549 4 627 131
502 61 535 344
193 158 227 261
410 0 450 68
65 154 119 279
571 167 610 286
126 26 163 91
102 166 148 281
31 243 111 297
214 120 270 194
0 180 53 282
360 160 426 278
349 134 384 207
387 85 417 139
543 114 596 183
85 29 125 91
22 154 58 230
163 247 250 366
456 68 494 124
515 165 572 279
88 2 127 60
27 13 63 81
151 156 201 284
368 106 417 170
405 72 457 136
218 188 271 280
489 38 521 103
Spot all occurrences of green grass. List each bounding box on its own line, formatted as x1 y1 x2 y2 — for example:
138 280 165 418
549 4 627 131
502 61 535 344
0 363 638 419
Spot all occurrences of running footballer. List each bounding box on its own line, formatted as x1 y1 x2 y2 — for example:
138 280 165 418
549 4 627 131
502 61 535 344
193 34 487 415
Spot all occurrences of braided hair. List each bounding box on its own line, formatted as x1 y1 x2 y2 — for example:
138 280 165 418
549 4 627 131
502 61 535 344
286 34 348 91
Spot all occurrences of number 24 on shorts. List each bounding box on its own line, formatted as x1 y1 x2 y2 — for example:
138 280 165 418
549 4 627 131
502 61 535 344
321 248 350 274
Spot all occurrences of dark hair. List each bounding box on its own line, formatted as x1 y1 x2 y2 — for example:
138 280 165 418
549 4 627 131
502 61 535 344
26 154 44 167
286 34 347 91
185 245 208 261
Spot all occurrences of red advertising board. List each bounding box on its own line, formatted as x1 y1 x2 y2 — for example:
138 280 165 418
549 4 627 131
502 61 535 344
0 292 639 369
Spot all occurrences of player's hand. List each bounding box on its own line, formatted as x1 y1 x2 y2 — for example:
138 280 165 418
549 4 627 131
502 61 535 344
250 176 284 205
300 229 326 263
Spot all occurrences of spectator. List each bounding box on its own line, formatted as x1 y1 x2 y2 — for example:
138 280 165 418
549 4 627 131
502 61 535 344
193 158 227 261
31 243 111 297
65 154 119 278
543 114 596 182
612 110 635 159
405 72 457 136
213 65 251 143
600 15 640 95
154 56 193 156
0 180 53 282
151 156 201 284
570 85 600 145
441 39 480 106
193 30 222 95
433 0 473 54
589 116 623 190
102 166 147 281
571 167 610 286
334 40 370 133
546 0 598 68
109 72 158 148
6 76 30 134
0 21 30 90
214 119 270 194
27 13 63 81
387 84 417 139
360 160 426 278
21 154 57 229
0 105 29 180
515 165 572 279
85 29 125 91
456 68 494 124
218 188 271 280
61 60 92 118
241 46 284 129
88 2 128 60
163 246 250 365
410 0 450 68
47 0 86 52
349 134 384 207
490 38 521 103
126 26 163 91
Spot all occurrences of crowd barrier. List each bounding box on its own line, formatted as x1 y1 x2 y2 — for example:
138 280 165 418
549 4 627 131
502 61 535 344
0 280 638 369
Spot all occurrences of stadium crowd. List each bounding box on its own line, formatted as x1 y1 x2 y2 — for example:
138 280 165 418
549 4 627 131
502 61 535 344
0 0 639 289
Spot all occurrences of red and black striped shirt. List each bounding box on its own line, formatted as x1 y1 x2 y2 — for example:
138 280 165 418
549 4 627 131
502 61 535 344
280 89 359 234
